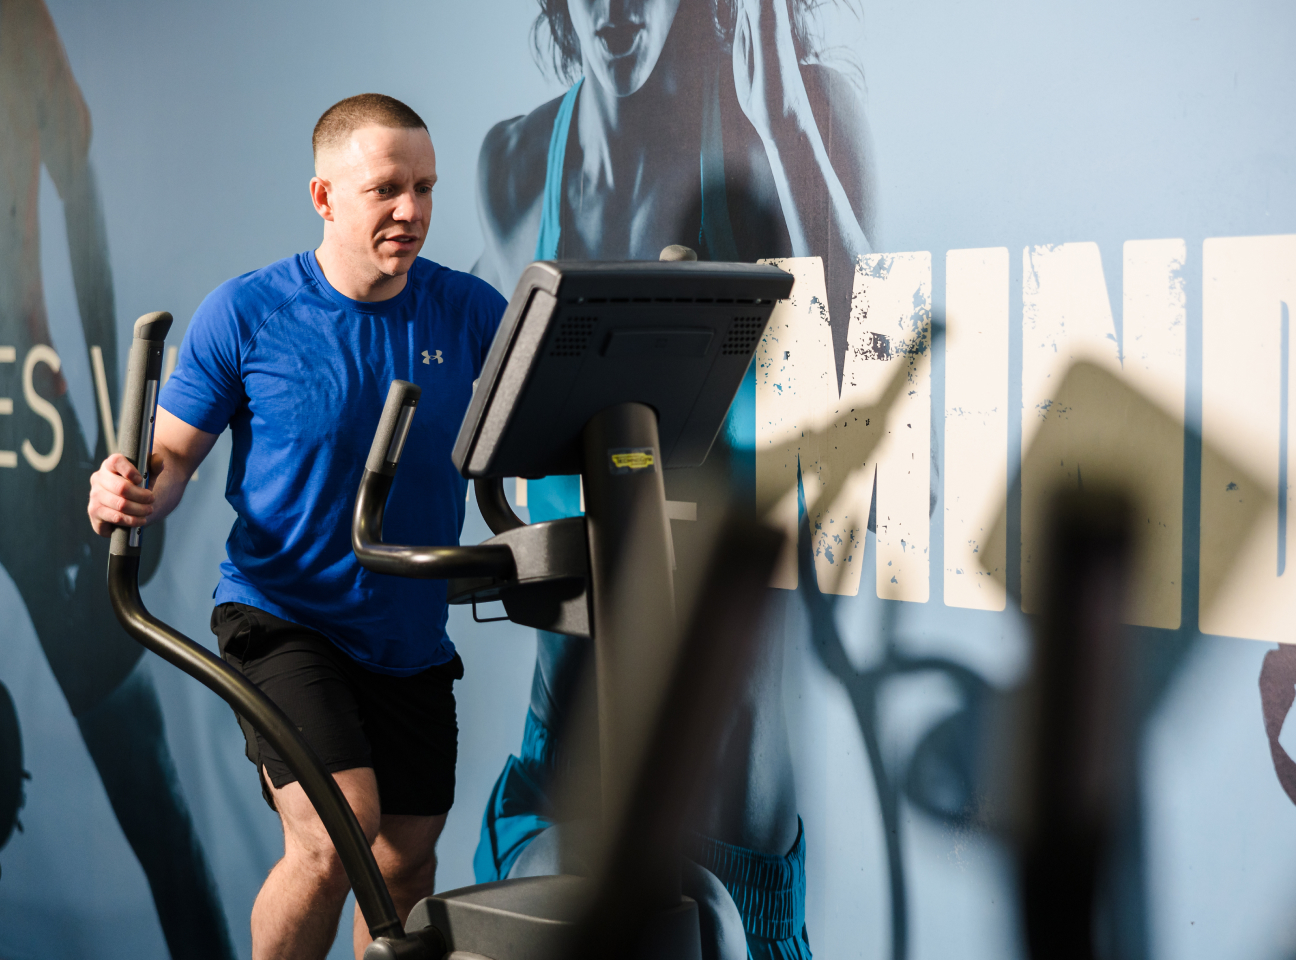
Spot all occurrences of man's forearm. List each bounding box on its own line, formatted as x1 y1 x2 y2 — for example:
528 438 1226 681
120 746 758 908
143 457 191 526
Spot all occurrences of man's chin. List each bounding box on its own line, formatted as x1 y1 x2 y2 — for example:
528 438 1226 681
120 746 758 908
378 250 421 277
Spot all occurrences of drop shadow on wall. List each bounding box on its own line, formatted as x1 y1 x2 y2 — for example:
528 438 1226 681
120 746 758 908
790 348 1210 960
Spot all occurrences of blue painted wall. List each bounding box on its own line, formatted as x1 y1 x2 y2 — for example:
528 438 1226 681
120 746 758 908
1 1 1293 958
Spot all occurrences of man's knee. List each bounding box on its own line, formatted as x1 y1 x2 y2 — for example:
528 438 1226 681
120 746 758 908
271 767 381 883
384 848 437 894
374 814 445 895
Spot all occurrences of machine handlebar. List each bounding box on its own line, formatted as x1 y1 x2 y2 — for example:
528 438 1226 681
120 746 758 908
365 379 422 476
104 314 430 956
353 381 517 580
109 311 171 559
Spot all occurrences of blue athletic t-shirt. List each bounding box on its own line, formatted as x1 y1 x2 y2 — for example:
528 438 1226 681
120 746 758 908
160 251 506 675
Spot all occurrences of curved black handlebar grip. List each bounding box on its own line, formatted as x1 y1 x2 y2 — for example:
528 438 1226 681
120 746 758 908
475 477 526 536
353 381 516 580
110 312 173 558
353 470 517 578
106 556 419 947
367 380 422 477
103 327 435 954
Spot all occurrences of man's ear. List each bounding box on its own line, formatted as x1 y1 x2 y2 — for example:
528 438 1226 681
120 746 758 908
309 176 334 221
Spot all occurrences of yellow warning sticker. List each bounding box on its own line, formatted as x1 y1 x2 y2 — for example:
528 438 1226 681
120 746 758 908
609 448 655 473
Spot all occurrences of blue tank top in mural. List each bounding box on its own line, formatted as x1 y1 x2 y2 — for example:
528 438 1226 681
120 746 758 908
527 71 741 521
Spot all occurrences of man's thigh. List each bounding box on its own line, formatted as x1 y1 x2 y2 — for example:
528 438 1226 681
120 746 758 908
213 603 372 795
371 812 447 882
349 653 463 818
270 766 381 856
213 602 462 818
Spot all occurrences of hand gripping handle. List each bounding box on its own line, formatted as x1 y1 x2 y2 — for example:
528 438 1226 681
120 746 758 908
110 311 173 558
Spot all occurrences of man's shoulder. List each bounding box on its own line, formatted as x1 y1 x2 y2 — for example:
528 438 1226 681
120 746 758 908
208 253 315 313
191 253 317 341
410 258 508 311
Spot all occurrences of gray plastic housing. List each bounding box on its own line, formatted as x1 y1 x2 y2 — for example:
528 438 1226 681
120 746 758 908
452 260 793 479
446 516 590 637
405 876 701 960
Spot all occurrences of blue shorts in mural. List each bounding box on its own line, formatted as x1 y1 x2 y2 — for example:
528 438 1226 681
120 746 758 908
474 709 812 960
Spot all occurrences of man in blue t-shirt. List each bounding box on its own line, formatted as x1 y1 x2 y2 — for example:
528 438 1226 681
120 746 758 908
87 94 506 960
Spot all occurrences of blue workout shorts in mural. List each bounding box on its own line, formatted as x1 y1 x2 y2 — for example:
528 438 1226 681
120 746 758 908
474 709 812 960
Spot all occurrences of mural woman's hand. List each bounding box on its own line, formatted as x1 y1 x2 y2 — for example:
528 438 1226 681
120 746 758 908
732 0 815 146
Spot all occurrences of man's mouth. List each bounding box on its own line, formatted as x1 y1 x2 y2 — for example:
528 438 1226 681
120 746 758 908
595 22 643 58
383 234 420 249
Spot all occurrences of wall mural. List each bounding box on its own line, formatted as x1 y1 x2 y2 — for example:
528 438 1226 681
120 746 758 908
0 1 232 956
0 1 1293 959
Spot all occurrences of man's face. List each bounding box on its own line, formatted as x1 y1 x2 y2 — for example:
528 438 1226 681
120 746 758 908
311 125 437 281
569 0 683 97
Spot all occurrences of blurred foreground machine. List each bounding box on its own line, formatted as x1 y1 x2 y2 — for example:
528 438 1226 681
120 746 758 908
107 258 792 960
1018 489 1136 960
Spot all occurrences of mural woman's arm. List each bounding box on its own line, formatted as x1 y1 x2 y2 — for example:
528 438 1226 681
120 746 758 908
732 0 873 259
472 107 556 295
34 0 121 420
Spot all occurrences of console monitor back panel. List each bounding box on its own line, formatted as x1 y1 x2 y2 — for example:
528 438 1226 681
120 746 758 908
454 261 794 480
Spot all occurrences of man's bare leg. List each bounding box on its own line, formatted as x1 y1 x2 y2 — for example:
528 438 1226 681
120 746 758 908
352 813 446 958
252 767 380 960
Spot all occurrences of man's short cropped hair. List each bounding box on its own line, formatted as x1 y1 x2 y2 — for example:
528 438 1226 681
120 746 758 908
312 93 427 159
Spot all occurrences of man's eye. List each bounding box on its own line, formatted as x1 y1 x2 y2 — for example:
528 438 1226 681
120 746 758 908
376 186 394 196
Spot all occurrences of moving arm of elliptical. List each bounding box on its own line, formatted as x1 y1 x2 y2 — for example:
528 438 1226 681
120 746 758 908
353 380 592 638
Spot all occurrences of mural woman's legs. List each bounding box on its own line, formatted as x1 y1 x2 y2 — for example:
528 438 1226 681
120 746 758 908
1 404 234 959
77 667 236 960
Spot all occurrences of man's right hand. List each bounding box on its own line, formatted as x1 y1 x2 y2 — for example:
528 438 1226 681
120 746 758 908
88 452 161 537
87 407 220 538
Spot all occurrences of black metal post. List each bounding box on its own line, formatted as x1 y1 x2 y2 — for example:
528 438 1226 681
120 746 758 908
580 401 679 907
1021 488 1135 960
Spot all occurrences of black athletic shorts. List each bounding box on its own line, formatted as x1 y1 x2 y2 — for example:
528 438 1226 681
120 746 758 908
212 602 462 817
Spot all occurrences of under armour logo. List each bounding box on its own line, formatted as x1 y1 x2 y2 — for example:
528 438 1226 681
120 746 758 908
422 349 443 365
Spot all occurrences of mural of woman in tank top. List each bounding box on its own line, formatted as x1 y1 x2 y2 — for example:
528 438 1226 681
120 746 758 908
473 0 874 300
470 4 876 960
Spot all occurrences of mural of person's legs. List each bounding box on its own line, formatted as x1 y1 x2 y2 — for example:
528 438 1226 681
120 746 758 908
77 667 235 960
686 589 808 960
0 680 29 864
0 398 234 959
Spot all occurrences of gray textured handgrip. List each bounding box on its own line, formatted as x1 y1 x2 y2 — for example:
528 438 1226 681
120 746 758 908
366 380 422 476
110 311 173 557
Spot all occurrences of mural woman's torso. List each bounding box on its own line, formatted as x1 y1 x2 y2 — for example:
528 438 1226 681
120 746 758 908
475 59 869 292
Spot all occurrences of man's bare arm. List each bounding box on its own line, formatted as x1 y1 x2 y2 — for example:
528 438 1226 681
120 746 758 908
87 407 219 536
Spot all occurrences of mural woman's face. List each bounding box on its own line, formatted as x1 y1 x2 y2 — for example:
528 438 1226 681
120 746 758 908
569 0 683 97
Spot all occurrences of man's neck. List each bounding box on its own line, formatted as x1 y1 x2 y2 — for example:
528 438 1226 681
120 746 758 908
314 243 407 302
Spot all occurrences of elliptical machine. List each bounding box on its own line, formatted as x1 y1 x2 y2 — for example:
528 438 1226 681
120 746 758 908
107 256 792 960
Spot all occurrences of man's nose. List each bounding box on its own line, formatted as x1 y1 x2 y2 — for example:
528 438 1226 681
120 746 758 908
392 189 423 223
